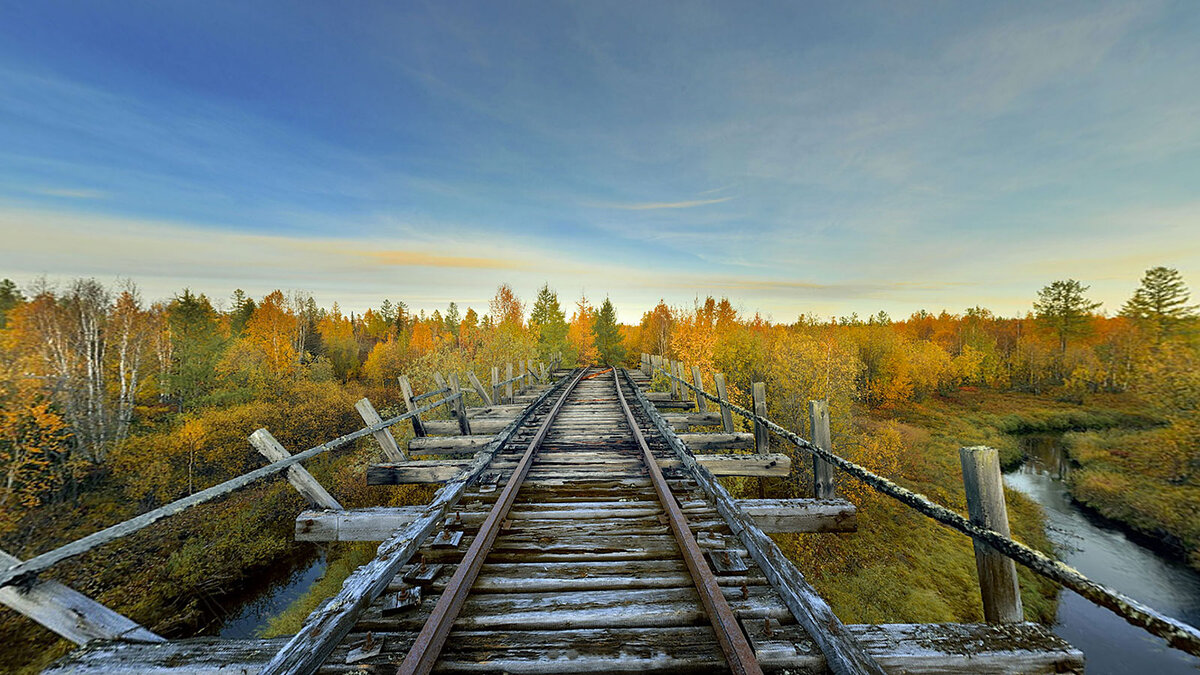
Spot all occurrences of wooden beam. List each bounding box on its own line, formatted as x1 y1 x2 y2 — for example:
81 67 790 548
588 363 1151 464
0 548 164 646
44 622 1084 673
422 418 510 435
354 397 406 461
676 432 755 451
713 372 735 433
808 400 835 499
466 370 492 406
961 446 1024 624
249 429 343 510
409 434 494 454
398 374 425 437
663 411 723 430
491 366 501 407
366 452 789 484
296 497 855 541
449 374 472 436
506 362 514 403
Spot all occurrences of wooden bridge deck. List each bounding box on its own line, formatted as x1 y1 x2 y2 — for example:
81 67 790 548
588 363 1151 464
44 367 1084 674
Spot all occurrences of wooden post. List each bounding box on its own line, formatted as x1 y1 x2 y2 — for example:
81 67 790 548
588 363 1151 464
691 365 708 413
432 372 450 414
398 374 425 437
960 446 1023 624
467 371 492 406
520 360 527 390
642 353 651 376
0 548 164 645
540 362 547 383
491 366 501 406
448 374 471 436
250 429 343 510
670 360 681 399
714 373 735 433
807 400 836 499
354 397 406 461
506 362 514 403
752 382 769 455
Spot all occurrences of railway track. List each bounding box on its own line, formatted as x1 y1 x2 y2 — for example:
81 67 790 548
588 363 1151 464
346 366 802 673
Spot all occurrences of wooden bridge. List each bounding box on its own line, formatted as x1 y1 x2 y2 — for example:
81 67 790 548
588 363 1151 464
9 355 1198 672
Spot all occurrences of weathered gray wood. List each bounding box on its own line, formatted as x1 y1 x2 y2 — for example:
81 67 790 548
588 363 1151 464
354 397 406 461
257 372 570 675
466 370 492 406
540 362 548 383
432 373 451 415
621 368 887 675
448 374 472 436
690 365 708 413
422 418 509 436
506 362 514 403
752 382 769 455
736 498 857 533
670 360 682 399
961 446 1024 624
0 549 163 646
249 429 343 510
398 374 425 437
677 432 755 451
663 411 724 430
808 400 836 499
491 366 501 406
44 621 1083 674
408 434 494 454
714 372 735 433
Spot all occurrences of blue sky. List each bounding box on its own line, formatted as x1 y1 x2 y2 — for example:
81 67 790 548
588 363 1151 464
1 1 1198 322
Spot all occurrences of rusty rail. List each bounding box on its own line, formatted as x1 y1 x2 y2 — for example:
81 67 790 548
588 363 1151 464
612 369 764 675
397 367 589 675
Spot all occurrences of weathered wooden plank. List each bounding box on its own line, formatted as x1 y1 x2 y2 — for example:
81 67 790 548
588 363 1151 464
448 374 472 436
409 434 494 454
0 549 163 646
676 431 755 451
422 419 509 435
663 411 723 430
714 372 736 433
44 622 1083 674
691 365 708 413
355 397 406 461
736 498 857 533
753 382 769 455
465 370 492 406
398 374 426 437
808 400 835 498
249 429 343 510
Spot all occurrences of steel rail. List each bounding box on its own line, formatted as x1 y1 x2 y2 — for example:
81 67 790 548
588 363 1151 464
612 369 764 675
397 367 589 675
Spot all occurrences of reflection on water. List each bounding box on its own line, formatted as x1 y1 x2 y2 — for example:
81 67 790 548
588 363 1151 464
214 551 327 639
1005 434 1200 674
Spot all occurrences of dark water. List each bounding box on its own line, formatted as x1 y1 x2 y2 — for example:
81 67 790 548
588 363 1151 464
1004 434 1200 673
212 551 327 638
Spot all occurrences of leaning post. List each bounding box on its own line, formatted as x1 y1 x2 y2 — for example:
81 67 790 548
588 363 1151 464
448 374 472 436
960 446 1024 624
398 374 426 437
713 372 735 433
467 370 493 407
691 365 708 413
752 382 769 455
249 429 343 510
354 397 407 461
807 400 836 499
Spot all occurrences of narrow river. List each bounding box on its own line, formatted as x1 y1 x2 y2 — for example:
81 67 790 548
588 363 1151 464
1004 434 1200 674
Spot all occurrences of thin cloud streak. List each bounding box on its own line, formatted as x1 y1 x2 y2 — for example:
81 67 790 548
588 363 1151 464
589 196 732 211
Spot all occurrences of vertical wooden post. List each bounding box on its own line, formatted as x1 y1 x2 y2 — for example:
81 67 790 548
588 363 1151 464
355 397 406 461
691 365 708 413
520 360 528 390
713 373 735 433
506 362 514 403
752 382 769 455
540 362 548 383
807 400 836 499
960 446 1024 624
467 370 492 406
448 374 471 436
491 366 501 406
670 360 681 399
398 374 425 437
250 429 343 510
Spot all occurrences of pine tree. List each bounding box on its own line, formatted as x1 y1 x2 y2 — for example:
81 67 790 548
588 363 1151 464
1120 266 1198 342
529 284 568 361
593 297 626 365
0 278 24 329
1033 279 1102 356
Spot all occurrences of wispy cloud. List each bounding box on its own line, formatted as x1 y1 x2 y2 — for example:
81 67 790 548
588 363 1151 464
589 196 732 211
27 187 108 199
352 249 527 270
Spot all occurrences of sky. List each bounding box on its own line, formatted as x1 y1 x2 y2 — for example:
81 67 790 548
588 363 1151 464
1 1 1198 323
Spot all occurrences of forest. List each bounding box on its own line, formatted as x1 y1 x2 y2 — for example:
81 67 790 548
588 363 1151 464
0 268 1197 672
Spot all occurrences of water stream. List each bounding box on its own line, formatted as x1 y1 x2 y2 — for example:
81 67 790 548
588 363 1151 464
211 551 327 639
1004 434 1200 673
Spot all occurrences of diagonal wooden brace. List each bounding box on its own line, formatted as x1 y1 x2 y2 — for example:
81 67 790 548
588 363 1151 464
249 429 344 510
